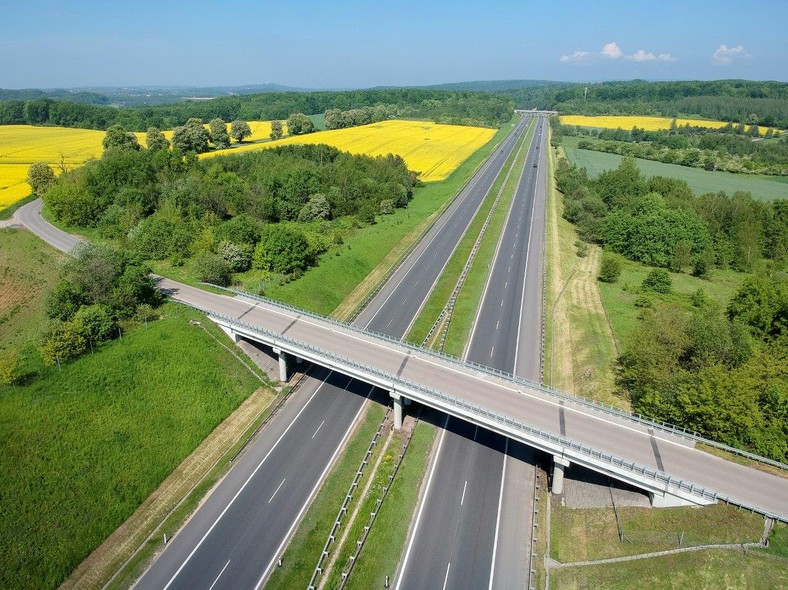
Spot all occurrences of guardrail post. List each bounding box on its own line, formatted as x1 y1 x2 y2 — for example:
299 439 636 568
551 456 570 495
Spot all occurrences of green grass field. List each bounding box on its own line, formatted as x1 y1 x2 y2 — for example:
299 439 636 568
263 116 518 314
0 232 264 590
596 258 745 350
562 140 787 202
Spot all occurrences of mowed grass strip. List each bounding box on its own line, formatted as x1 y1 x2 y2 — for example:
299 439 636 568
0 302 263 590
549 549 787 590
407 117 535 346
265 117 516 314
264 402 385 590
562 141 787 202
345 420 436 590
551 503 763 563
442 119 537 356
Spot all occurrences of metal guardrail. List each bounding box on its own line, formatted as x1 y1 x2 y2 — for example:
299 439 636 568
203 284 788 472
180 304 788 522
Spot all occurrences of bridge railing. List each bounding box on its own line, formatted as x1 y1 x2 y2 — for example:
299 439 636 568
187 305 787 522
203 285 788 472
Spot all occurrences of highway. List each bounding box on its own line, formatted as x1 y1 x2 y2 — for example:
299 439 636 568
130 114 533 589
396 115 548 590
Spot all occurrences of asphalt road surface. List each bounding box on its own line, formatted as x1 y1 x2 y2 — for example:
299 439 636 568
396 115 548 590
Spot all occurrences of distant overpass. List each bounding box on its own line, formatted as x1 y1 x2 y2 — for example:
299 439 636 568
161 278 788 522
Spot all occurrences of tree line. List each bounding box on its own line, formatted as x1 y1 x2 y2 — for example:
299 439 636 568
555 153 788 461
39 130 416 287
554 119 788 175
0 88 513 131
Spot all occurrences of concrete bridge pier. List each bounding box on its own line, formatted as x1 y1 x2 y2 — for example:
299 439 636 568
273 348 288 382
551 456 571 495
391 393 405 429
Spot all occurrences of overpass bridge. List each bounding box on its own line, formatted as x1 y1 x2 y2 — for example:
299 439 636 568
160 277 788 522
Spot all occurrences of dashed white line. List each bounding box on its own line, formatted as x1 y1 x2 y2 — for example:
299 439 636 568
312 420 325 439
490 347 495 358
461 480 468 506
442 562 452 590
268 478 286 503
208 559 232 590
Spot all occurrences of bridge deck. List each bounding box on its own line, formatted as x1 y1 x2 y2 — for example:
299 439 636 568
161 278 788 521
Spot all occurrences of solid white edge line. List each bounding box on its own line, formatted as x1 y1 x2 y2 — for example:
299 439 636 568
207 559 231 590
488 438 509 590
159 375 326 590
394 415 450 590
253 383 375 590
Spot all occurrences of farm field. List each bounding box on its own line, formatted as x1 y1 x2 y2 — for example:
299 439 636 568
559 114 770 134
203 119 497 182
563 145 787 201
0 122 281 208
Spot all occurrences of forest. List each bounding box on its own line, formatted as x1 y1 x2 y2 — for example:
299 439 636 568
0 88 514 131
556 155 788 461
41 134 416 287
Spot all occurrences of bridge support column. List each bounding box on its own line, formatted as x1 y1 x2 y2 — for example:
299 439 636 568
551 456 570 495
273 348 288 382
391 393 404 429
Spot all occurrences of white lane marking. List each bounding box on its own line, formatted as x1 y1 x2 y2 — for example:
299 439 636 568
496 321 500 330
504 281 508 289
500 299 504 307
460 480 468 506
442 562 452 590
254 384 375 590
490 347 495 358
312 419 325 439
269 478 286 503
160 377 328 590
488 439 509 590
208 559 231 590
395 415 450 590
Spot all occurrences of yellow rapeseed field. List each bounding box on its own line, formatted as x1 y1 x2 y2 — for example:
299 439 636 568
202 120 496 182
0 121 281 208
559 115 767 134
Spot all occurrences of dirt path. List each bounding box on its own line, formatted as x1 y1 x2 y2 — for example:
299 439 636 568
60 386 276 590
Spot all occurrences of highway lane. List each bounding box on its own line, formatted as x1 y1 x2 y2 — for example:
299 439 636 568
397 115 548 590
132 116 530 589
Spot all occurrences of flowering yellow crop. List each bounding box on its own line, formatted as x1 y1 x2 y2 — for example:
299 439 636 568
559 115 769 135
202 120 496 182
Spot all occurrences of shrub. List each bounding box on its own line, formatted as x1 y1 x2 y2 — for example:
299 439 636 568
253 225 312 274
38 320 88 366
642 268 672 293
73 304 116 343
0 351 21 385
217 241 253 272
193 253 232 286
598 251 622 283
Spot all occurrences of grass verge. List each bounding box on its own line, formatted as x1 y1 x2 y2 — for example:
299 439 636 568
0 303 264 590
549 548 787 589
0 193 35 220
551 503 763 563
346 420 436 589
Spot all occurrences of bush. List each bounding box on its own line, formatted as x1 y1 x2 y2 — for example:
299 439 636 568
73 304 116 343
217 241 253 272
38 320 88 366
0 351 21 385
598 251 622 283
193 253 232 286
642 268 672 293
253 225 312 274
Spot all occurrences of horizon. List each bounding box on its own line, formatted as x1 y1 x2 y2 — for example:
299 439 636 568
1 0 786 89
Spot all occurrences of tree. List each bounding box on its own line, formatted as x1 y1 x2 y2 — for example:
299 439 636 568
43 176 105 226
46 280 87 321
217 241 253 272
598 251 623 283
209 118 230 149
286 113 315 136
230 120 252 143
297 194 331 222
38 320 88 366
270 120 283 140
214 214 262 245
253 225 312 274
642 268 672 293
194 253 232 286
171 118 211 154
26 162 56 196
73 304 116 343
102 124 140 151
146 127 170 151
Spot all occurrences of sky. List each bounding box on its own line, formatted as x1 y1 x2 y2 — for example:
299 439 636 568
1 0 787 89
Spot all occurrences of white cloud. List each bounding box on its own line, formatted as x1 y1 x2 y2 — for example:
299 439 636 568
625 50 677 62
713 44 748 64
560 51 591 64
601 42 623 59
